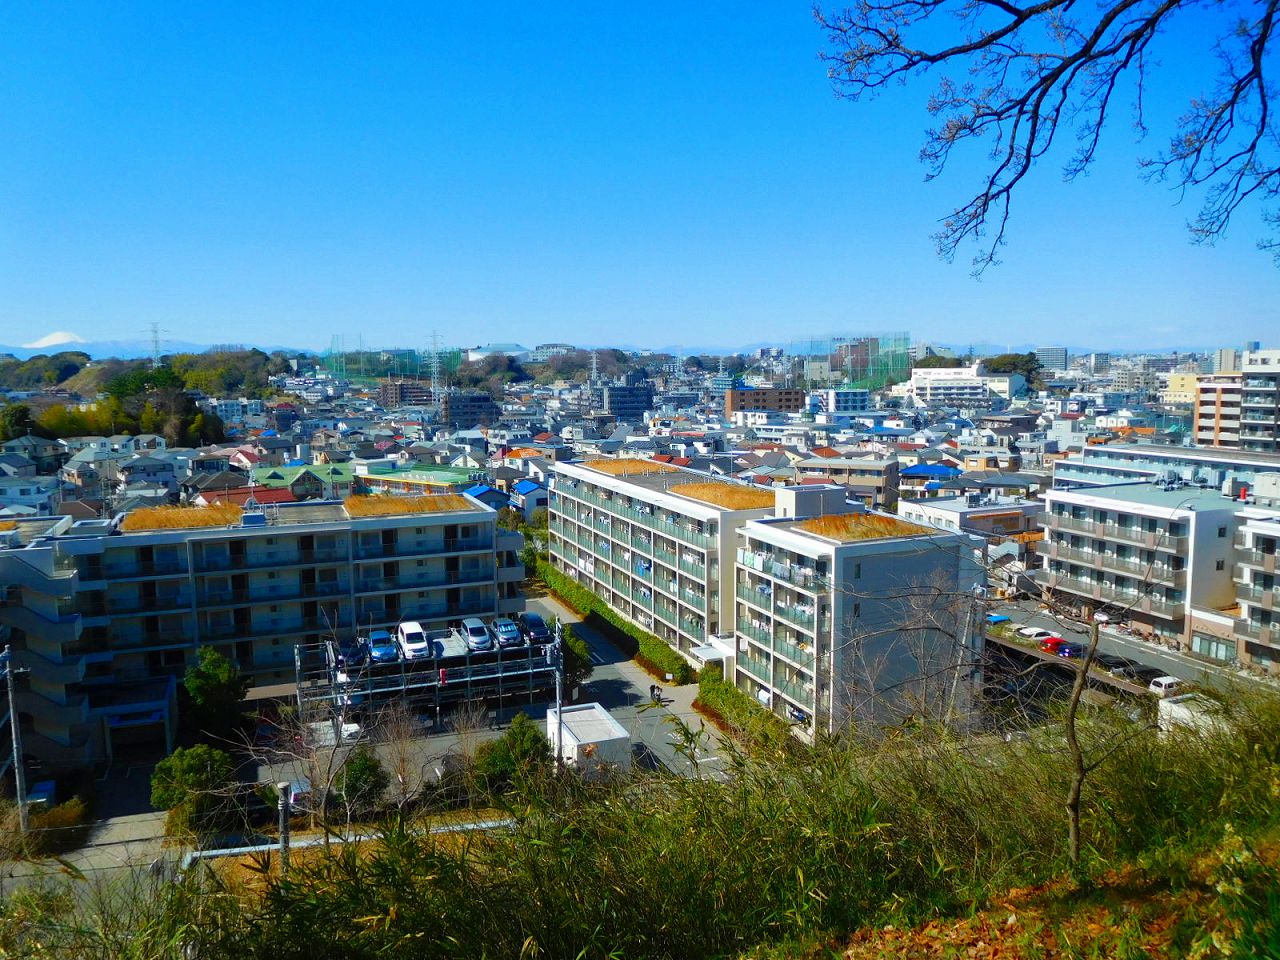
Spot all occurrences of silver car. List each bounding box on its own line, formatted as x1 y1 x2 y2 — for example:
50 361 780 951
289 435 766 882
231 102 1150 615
490 617 522 649
461 617 493 652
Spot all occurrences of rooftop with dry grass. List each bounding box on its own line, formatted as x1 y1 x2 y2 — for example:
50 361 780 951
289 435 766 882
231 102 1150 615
669 482 776 511
120 503 244 532
795 513 932 542
343 494 473 517
581 458 680 477
0 521 16 532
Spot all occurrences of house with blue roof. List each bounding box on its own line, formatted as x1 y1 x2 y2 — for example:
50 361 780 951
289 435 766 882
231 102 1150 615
510 477 549 519
464 483 510 511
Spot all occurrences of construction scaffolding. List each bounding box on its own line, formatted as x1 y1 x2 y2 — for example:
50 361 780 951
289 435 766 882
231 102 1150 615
787 332 911 390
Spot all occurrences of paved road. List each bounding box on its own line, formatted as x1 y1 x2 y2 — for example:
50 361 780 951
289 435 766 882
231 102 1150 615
993 597 1270 692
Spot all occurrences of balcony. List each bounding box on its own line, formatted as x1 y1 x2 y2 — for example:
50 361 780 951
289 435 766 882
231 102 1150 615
1240 584 1280 611
107 592 192 616
774 675 814 706
773 601 817 633
1047 515 1187 551
738 653 772 684
1237 549 1279 574
1236 621 1279 647
1044 542 1185 585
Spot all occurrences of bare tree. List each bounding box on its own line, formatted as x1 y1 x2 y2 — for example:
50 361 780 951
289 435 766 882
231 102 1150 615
817 0 1280 270
376 701 433 817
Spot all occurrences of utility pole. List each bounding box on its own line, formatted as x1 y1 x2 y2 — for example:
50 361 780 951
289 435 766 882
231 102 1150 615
551 622 564 774
276 781 292 877
2 646 29 835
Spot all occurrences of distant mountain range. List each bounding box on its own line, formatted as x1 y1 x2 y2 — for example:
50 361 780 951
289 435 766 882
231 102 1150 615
0 331 305 361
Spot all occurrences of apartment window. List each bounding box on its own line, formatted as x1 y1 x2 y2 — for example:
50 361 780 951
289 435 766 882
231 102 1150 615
267 571 278 579
1218 526 1227 538
1216 559 1225 571
853 602 861 617
270 605 279 613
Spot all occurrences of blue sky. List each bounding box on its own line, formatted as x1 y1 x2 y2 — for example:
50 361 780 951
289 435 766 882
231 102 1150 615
0 3 1274 354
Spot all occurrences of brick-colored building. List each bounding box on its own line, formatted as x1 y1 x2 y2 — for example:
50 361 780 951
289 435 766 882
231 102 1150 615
724 387 805 416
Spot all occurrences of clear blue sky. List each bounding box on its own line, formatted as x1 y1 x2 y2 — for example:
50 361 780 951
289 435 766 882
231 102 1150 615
0 3 1274 354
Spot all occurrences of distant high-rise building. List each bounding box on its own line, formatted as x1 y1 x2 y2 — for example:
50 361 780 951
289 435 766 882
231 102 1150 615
1035 346 1068 372
1213 348 1242 373
1240 348 1280 454
1088 352 1111 375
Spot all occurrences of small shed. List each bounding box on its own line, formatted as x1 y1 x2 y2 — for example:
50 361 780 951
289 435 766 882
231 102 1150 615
546 703 632 776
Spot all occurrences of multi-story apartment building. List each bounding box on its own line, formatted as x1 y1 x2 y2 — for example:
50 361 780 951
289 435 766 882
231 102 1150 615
794 455 900 511
807 388 871 415
548 459 778 656
1038 483 1239 641
724 387 806 416
1234 508 1280 671
733 490 984 738
1240 348 1280 454
549 461 985 738
602 384 654 422
1195 373 1243 447
1052 442 1280 491
0 495 523 770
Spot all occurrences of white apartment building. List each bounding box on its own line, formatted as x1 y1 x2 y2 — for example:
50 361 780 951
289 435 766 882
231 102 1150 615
1240 348 1280 455
0 496 523 770
1039 483 1239 640
907 364 1025 405
734 490 984 738
548 460 778 656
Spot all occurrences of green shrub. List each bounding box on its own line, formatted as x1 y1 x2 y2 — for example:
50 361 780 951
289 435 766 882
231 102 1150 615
694 663 793 751
535 558 695 684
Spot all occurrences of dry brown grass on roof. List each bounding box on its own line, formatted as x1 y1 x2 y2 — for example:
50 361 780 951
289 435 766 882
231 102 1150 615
797 513 932 541
344 494 472 517
0 521 16 532
121 503 244 531
582 458 679 476
669 482 775 510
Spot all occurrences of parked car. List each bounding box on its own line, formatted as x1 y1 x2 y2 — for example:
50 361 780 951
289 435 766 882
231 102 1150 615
1056 642 1086 658
1094 653 1135 674
518 611 552 644
985 613 1011 626
397 620 433 660
1148 675 1184 698
1017 626 1057 640
368 629 399 663
338 637 368 668
1124 665 1167 686
461 616 493 652
1038 637 1066 654
490 617 523 649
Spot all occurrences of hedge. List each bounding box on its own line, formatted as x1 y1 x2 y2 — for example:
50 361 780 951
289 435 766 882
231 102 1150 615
535 559 695 685
693 664 793 752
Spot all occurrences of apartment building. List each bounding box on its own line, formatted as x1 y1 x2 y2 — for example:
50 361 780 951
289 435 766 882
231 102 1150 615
1052 443 1280 490
1035 346 1068 372
724 387 806 416
1240 348 1280 454
733 494 984 738
0 496 523 770
907 364 1025 405
548 459 778 657
1038 483 1239 640
1234 509 1280 671
1195 373 1243 447
794 455 900 510
807 388 871 415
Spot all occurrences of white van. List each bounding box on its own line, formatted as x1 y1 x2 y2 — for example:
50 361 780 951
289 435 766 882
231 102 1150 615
1148 675 1184 698
397 620 432 660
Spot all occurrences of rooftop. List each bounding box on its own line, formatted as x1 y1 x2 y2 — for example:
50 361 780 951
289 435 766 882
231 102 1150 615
120 504 244 531
581 458 679 477
669 481 775 510
343 494 473 517
792 513 932 542
1050 481 1241 512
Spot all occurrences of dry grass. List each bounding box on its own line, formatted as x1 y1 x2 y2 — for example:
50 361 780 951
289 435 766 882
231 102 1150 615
120 503 244 531
344 494 472 517
669 482 775 510
796 513 931 541
582 458 679 476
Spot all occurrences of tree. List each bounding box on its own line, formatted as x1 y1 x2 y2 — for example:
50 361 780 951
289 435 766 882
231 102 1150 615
561 624 595 694
150 744 236 838
817 0 1280 270
184 647 249 742
913 355 964 369
474 712 552 790
496 506 524 531
982 352 1044 387
0 404 37 442
337 746 390 821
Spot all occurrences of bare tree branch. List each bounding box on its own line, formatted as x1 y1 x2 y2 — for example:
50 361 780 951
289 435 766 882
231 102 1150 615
817 0 1280 268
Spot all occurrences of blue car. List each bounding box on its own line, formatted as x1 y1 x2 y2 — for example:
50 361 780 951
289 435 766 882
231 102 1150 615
338 637 368 668
368 629 400 663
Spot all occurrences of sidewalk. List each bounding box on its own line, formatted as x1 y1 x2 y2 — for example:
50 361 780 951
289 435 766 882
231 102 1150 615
529 594 724 776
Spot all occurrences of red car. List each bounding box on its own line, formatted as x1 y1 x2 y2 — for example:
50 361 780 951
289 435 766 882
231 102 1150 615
1038 636 1066 654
